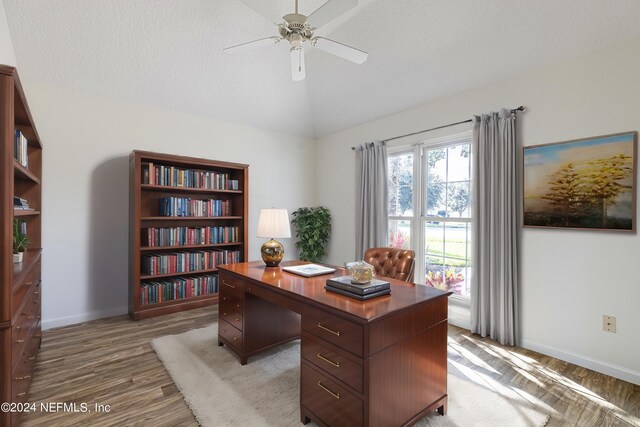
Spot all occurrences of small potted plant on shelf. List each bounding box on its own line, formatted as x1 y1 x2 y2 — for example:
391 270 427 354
13 219 29 263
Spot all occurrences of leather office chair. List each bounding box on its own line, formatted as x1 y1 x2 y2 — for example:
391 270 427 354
363 247 415 283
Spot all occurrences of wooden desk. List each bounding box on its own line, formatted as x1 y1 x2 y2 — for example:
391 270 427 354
218 261 451 427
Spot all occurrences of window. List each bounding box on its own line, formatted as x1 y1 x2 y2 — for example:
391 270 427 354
388 133 472 299
388 152 413 250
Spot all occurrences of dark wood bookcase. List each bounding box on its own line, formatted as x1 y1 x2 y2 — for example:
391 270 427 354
129 150 248 320
0 65 43 426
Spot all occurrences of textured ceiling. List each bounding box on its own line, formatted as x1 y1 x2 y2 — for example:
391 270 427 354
4 0 640 138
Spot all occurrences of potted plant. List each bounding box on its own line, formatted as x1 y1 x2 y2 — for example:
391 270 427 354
13 219 29 263
290 207 331 263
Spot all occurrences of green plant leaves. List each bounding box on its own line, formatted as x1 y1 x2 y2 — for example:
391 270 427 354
290 206 331 263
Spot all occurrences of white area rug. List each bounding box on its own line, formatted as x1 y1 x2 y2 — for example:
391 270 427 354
151 323 549 427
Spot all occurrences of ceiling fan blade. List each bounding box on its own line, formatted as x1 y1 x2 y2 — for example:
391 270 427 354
290 47 306 81
237 0 283 25
312 37 367 64
307 0 358 29
223 36 281 54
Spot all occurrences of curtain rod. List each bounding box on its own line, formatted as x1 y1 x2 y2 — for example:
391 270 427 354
351 106 525 150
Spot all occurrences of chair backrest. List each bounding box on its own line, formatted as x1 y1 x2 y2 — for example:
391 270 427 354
363 247 415 283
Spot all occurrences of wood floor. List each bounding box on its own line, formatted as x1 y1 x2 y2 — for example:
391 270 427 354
20 307 639 427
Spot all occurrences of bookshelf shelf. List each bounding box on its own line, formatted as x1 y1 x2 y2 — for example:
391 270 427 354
141 184 242 194
140 268 220 280
1 65 43 425
14 160 40 184
13 209 40 216
141 242 241 251
141 216 243 221
130 150 248 320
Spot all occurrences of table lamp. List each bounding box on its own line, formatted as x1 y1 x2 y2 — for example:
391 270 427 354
257 208 291 267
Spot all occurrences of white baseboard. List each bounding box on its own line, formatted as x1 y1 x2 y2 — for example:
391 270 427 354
42 306 128 330
448 304 471 330
521 339 640 386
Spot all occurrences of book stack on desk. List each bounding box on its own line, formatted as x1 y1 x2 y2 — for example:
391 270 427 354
325 276 391 300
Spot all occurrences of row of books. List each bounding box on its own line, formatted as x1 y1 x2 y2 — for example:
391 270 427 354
142 249 241 275
140 274 218 305
143 226 240 247
144 163 240 190
13 196 34 211
159 197 232 217
14 130 29 168
324 276 391 300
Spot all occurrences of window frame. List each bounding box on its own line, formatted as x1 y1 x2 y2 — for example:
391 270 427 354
388 131 473 306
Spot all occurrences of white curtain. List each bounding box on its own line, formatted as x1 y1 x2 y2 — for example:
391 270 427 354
471 109 519 346
355 141 388 259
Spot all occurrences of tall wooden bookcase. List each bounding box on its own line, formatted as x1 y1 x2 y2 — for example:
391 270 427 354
129 150 248 320
0 65 43 426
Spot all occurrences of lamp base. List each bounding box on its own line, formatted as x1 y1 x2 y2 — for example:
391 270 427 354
261 239 284 267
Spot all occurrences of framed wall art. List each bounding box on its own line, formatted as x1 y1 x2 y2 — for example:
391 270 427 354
523 131 637 231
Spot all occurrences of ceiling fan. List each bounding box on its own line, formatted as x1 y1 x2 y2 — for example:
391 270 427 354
224 0 368 81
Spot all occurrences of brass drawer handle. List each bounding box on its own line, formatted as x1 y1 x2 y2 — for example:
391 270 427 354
235 318 240 322
317 381 340 399
222 281 235 289
317 323 340 336
317 353 340 368
16 326 21 331
34 291 40 295
35 333 41 338
22 281 33 287
17 392 26 398
25 356 36 363
223 312 227 316
236 304 240 308
15 375 31 381
233 337 238 341
16 339 24 343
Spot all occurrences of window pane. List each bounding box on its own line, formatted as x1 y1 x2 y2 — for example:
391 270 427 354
447 144 470 182
443 222 467 260
425 221 444 257
425 256 444 290
388 153 413 216
425 149 446 216
389 219 411 249
442 259 469 297
446 182 471 218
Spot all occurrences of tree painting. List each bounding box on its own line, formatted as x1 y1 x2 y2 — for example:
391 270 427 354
524 132 637 231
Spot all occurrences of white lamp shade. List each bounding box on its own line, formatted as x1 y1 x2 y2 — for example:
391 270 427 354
257 208 291 238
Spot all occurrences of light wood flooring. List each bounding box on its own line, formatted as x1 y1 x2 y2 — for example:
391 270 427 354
20 307 639 427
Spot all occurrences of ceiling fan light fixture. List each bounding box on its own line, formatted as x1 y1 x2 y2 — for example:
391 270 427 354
226 0 366 80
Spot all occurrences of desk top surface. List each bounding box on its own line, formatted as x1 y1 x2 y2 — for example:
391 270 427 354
220 260 451 321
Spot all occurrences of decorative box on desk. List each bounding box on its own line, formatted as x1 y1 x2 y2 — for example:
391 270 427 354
128 150 248 320
218 260 452 427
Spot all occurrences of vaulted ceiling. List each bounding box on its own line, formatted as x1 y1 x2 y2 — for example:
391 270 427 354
4 0 640 138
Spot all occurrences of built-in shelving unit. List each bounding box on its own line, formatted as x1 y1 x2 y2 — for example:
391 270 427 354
0 64 43 426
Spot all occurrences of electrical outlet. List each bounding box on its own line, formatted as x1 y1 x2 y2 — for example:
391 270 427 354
603 315 616 333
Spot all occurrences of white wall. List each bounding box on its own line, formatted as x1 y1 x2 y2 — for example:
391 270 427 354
22 82 315 330
315 37 640 385
0 1 16 66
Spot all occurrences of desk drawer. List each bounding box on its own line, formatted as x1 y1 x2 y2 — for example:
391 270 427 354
301 333 363 394
219 273 245 300
302 306 363 357
301 362 363 427
220 295 243 330
12 265 40 315
218 319 243 351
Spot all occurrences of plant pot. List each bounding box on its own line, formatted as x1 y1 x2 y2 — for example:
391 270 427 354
13 252 23 263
